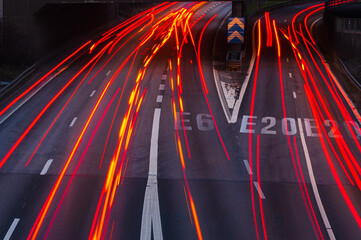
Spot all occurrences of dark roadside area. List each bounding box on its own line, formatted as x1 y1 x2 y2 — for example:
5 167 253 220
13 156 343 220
312 15 361 110
0 64 30 90
0 2 156 96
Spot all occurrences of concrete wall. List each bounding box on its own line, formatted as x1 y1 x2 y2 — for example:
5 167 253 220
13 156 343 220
0 0 3 18
324 3 361 58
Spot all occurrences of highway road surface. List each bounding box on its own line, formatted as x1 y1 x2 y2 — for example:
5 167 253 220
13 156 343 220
0 1 361 239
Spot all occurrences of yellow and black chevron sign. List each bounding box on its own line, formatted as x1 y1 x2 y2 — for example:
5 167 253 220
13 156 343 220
228 17 245 44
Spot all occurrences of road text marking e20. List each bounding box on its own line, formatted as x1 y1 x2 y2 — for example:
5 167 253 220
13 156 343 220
240 115 361 139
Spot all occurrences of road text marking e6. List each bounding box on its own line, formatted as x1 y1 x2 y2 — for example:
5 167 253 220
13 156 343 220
175 112 192 130
175 112 215 131
196 113 214 131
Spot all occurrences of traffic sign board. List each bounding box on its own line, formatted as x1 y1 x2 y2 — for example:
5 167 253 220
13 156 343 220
228 17 245 44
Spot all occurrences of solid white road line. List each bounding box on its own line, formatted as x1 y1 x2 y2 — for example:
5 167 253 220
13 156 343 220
69 117 78 127
297 118 336 240
289 72 293 78
90 90 96 97
140 108 163 240
293 92 297 99
243 159 253 175
159 84 165 91
40 159 53 175
106 70 111 76
253 181 266 199
3 218 20 240
286 58 289 63
156 95 163 103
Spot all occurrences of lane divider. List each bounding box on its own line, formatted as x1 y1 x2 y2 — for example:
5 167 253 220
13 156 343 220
3 218 20 240
40 159 53 176
253 181 266 200
90 90 96 97
69 117 77 128
243 159 253 175
156 95 163 103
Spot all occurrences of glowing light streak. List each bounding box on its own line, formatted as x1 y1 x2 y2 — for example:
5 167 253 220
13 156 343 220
296 28 361 187
291 3 324 44
249 19 262 240
293 136 324 240
274 20 324 239
44 88 120 239
26 43 109 166
257 135 268 240
304 83 361 229
304 6 324 45
196 14 230 160
285 28 357 186
265 12 272 47
298 25 361 152
1 46 106 169
28 75 114 240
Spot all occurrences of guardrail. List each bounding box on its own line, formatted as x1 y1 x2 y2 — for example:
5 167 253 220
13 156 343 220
335 17 361 33
0 63 37 100
338 57 361 90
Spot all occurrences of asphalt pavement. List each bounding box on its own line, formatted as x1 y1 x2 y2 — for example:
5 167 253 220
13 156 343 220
0 1 361 240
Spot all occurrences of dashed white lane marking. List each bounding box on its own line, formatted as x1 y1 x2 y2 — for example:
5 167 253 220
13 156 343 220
243 159 253 175
289 72 293 78
297 118 335 240
293 92 297 99
69 117 77 127
40 159 53 175
284 19 288 23
286 58 289 63
4 218 20 240
140 108 163 240
159 84 165 90
253 181 266 199
156 95 163 103
161 74 167 80
90 90 96 97
106 70 111 76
